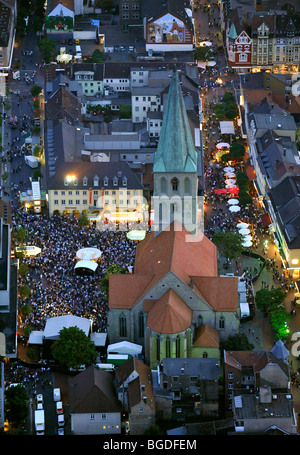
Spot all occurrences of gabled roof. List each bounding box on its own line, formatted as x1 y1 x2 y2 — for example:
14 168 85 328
146 289 193 334
68 365 121 414
153 71 198 173
193 324 219 348
115 357 155 412
191 276 238 312
224 351 289 377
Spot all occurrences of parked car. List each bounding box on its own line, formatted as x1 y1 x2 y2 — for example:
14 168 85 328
58 414 65 427
56 401 63 414
37 394 43 405
75 38 80 44
58 427 64 435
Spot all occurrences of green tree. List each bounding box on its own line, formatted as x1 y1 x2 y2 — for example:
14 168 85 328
255 288 286 315
213 230 244 261
100 263 127 296
19 303 32 320
79 212 90 227
15 226 27 243
19 263 29 277
38 38 56 64
51 326 98 370
90 48 105 62
30 85 42 98
220 333 254 352
195 45 213 62
5 384 29 427
238 190 252 207
19 284 31 300
33 168 42 180
269 306 291 340
33 146 42 158
222 91 235 103
1 171 8 182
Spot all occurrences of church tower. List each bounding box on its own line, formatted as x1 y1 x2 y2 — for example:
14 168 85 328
152 71 203 235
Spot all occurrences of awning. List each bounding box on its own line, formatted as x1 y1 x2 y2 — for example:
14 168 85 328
260 213 272 227
74 260 98 272
214 188 227 194
220 121 235 135
246 166 256 182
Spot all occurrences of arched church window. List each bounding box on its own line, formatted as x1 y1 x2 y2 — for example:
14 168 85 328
166 337 171 358
171 177 179 192
203 352 208 358
176 336 180 357
184 177 191 194
119 313 127 337
138 312 144 338
219 316 225 329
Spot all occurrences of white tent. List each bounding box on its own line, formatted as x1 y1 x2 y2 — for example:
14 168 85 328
199 41 212 47
237 222 248 229
207 61 216 67
228 199 239 205
28 330 44 345
43 315 91 340
220 121 235 135
242 240 253 248
107 341 143 357
90 332 107 347
126 230 146 241
226 173 236 178
226 184 237 188
225 179 236 184
76 247 102 261
229 205 240 212
239 228 250 235
216 142 230 149
75 260 98 273
223 167 234 172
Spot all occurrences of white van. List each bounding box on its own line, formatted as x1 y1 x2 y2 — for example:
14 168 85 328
25 155 39 168
58 414 65 427
75 45 82 59
53 388 61 402
56 401 63 414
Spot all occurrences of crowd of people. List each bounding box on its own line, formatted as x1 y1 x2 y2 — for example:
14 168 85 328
14 208 138 335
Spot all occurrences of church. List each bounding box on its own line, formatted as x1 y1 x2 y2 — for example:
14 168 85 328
107 72 240 368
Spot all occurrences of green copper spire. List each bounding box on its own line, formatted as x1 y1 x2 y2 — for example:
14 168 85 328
153 71 198 173
227 23 238 40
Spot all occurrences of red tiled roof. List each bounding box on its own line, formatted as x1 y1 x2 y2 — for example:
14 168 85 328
193 324 219 348
191 276 239 312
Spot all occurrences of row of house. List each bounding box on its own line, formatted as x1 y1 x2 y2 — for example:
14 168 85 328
239 70 300 280
56 341 297 435
39 61 201 220
224 2 300 73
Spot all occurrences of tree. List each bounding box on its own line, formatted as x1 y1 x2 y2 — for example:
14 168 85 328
269 306 291 340
19 303 32 320
238 190 252 206
51 326 98 370
19 263 29 277
38 38 56 64
255 288 286 315
79 212 90 227
15 226 27 243
100 263 127 296
212 230 244 261
30 85 42 98
195 45 213 62
19 284 31 300
5 384 29 427
220 333 254 352
33 146 42 158
90 48 105 63
1 171 8 182
222 92 235 104
33 168 42 180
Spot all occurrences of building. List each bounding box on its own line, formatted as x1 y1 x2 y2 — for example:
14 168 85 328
119 0 142 33
46 0 75 33
226 9 252 71
72 62 104 97
153 358 220 420
115 357 155 435
273 8 300 73
103 63 131 94
143 0 194 53
68 365 122 435
251 13 275 71
0 0 17 73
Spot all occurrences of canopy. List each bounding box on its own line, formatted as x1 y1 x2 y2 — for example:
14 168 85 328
126 230 146 241
214 188 227 194
242 240 253 248
56 53 72 62
229 205 240 212
44 315 91 340
228 188 239 194
226 184 236 188
228 199 239 205
74 260 98 273
225 179 236 184
237 222 248 229
239 228 250 235
107 341 143 357
207 61 216 67
199 41 212 46
76 247 102 261
216 142 230 149
226 173 236 178
220 121 235 135
197 61 206 69
240 302 250 317
224 167 234 172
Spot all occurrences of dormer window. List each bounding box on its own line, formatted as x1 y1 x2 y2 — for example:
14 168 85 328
64 178 69 186
104 176 109 186
122 176 127 186
73 178 78 186
113 176 118 186
83 176 88 186
94 176 99 187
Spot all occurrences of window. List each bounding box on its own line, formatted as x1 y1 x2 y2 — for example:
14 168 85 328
139 408 144 413
173 376 178 382
90 414 95 420
104 177 109 186
68 200 73 205
166 337 171 358
83 176 88 186
76 190 80 195
83 191 87 196
119 314 127 337
203 352 208 358
101 414 107 420
176 336 180 357
54 200 59 205
228 373 234 379
228 383 233 389
83 200 87 205
61 200 66 205
219 316 225 329
190 376 198 382
76 200 80 205
54 191 58 195
138 312 144 337
171 177 179 192
61 191 65 196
